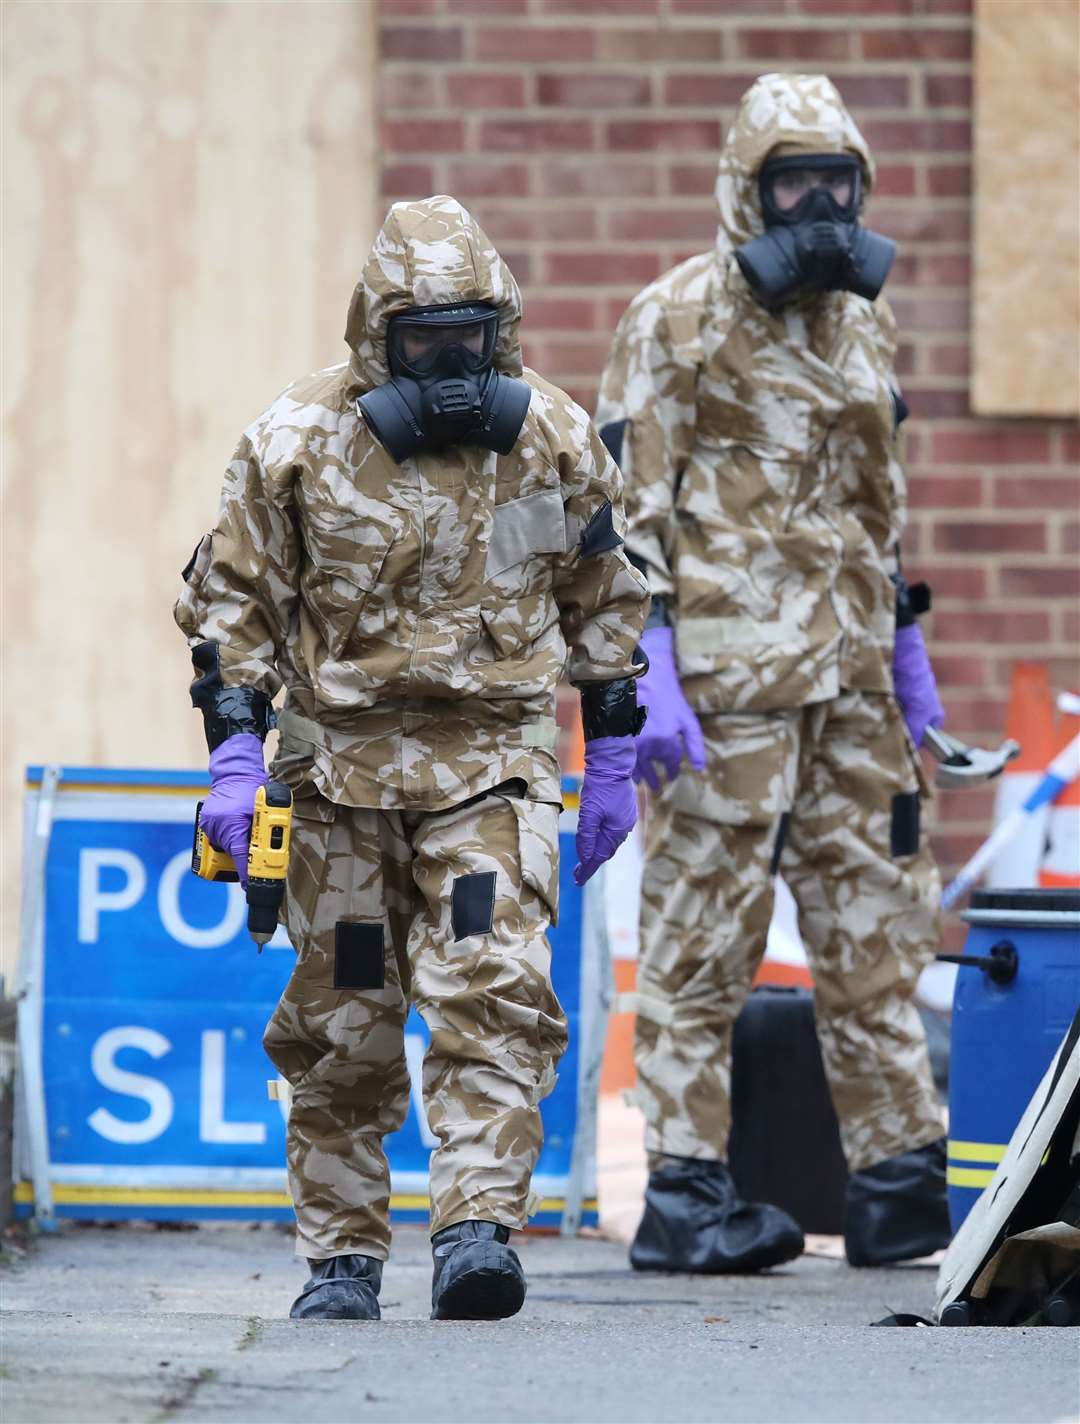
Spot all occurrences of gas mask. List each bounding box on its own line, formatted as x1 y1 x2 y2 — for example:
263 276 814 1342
358 303 532 463
734 154 896 311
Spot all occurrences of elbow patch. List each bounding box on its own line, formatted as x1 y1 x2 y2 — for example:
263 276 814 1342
599 418 629 468
579 500 623 559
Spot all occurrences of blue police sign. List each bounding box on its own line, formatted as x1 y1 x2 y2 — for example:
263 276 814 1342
17 767 599 1230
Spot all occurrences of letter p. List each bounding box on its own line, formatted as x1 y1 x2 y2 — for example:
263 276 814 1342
78 849 147 944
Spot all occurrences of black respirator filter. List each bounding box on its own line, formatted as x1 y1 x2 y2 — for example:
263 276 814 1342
735 221 895 310
359 368 531 464
358 379 427 464
476 370 533 455
844 226 896 302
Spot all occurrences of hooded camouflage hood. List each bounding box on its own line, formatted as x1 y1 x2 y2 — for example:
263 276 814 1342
344 195 524 390
715 73 876 250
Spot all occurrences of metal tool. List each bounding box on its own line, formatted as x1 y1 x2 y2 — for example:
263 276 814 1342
192 779 293 947
923 726 1021 789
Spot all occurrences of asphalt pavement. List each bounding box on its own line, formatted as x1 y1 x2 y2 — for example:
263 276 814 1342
2 1221 1078 1424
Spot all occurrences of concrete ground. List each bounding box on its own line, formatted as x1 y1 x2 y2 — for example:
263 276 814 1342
3 1222 1079 1424
2 1099 1078 1424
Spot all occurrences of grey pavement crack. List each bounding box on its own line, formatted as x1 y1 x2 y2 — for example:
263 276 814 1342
152 1365 218 1422
236 1316 263 1351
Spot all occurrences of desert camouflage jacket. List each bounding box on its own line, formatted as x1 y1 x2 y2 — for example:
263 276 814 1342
597 73 908 714
176 196 648 810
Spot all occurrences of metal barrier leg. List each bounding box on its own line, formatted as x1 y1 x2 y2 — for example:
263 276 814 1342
561 865 614 1238
15 765 60 1229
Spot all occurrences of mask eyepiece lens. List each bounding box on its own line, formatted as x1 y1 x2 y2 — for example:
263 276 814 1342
760 155 860 224
387 305 499 380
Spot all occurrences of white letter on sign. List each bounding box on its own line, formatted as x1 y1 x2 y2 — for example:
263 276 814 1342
87 1026 174 1144
79 850 147 943
199 1030 266 1144
404 1033 438 1149
158 849 246 949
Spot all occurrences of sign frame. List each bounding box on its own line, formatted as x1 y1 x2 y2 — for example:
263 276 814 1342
16 766 603 1235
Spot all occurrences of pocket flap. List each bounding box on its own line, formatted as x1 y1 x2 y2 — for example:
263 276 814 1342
486 488 566 579
304 536 388 594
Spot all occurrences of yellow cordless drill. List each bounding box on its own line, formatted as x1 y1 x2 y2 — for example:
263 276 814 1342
192 780 293 948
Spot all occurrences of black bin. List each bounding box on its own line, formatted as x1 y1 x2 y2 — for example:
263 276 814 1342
727 985 849 1234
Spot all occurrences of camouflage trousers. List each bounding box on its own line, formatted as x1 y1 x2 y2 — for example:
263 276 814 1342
263 783 567 1261
635 689 945 1174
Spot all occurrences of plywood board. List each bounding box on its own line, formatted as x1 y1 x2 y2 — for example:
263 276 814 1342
1 2 379 974
973 0 1080 416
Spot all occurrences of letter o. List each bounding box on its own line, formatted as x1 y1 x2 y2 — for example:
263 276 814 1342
158 849 246 949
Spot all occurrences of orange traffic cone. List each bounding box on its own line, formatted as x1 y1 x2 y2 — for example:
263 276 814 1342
1039 703 1080 888
987 663 1057 887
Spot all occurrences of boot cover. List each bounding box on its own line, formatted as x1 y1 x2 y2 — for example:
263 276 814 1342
289 1254 383 1320
629 1157 805 1274
845 1137 952 1268
430 1220 526 1320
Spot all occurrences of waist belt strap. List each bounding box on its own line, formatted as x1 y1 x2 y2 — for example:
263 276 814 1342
276 708 323 749
277 707 558 752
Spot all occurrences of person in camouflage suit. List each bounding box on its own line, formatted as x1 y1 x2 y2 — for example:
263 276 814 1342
596 74 951 1272
177 196 648 1320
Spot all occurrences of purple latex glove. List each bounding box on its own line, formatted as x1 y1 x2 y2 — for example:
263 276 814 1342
200 733 266 887
893 623 945 749
574 736 637 887
633 625 707 792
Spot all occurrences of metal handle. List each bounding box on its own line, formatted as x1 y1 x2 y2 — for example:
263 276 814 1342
936 939 1018 986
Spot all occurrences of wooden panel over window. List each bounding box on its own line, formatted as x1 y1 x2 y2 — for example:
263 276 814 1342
973 0 1079 416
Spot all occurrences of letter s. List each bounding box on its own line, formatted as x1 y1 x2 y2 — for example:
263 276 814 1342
87 1026 174 1145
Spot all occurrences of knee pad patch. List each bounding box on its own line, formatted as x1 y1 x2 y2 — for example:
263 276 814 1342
451 872 497 941
890 791 921 858
334 921 385 990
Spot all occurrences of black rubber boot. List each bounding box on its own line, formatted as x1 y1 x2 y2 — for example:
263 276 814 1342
844 1137 952 1267
630 1156 805 1274
289 1254 382 1320
430 1221 526 1320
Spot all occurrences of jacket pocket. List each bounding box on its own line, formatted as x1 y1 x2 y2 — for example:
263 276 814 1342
485 487 566 581
280 797 337 974
300 536 393 661
478 487 565 663
478 592 560 664
497 789 561 928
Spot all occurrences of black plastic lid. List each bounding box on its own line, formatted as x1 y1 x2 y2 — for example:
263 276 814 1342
970 888 1080 913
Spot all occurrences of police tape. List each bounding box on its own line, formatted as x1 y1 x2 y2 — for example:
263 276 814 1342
941 729 1080 910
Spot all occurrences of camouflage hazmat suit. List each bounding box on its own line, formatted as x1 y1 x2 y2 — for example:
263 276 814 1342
596 75 944 1178
176 196 648 1261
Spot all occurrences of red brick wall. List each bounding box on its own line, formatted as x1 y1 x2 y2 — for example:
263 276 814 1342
378 0 1080 898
